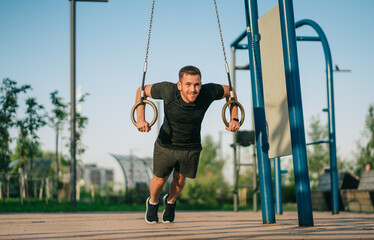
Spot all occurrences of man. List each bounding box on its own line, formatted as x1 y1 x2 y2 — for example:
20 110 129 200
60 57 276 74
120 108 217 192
135 65 240 223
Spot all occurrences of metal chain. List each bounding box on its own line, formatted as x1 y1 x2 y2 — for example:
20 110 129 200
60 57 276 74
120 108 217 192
214 0 229 71
141 0 156 100
132 0 158 123
214 0 234 93
247 26 262 83
144 0 155 66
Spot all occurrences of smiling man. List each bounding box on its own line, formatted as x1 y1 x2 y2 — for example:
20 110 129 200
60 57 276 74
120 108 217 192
135 65 240 223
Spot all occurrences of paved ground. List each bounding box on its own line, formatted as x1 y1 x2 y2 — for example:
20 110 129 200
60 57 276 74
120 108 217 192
1 211 374 239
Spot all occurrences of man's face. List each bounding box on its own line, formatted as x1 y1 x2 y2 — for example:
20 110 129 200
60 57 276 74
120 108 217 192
177 73 202 103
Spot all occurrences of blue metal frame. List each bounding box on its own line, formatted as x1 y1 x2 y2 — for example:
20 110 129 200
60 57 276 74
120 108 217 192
242 0 321 226
232 19 339 216
273 157 288 214
243 0 275 224
296 19 339 214
278 0 314 226
274 157 282 214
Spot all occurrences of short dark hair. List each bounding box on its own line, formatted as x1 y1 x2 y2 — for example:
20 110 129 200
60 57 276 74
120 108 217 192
179 65 201 80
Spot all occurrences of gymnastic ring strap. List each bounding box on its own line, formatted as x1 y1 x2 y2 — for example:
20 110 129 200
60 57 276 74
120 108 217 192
221 99 245 127
131 99 158 127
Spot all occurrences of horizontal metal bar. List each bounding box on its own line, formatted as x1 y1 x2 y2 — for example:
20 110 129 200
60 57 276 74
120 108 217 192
235 64 250 70
232 33 322 47
230 30 247 48
306 140 329 146
296 36 321 41
70 0 108 2
235 44 249 49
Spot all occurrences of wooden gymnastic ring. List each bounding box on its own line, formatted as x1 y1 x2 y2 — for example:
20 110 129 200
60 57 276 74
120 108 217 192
221 99 245 127
131 99 158 127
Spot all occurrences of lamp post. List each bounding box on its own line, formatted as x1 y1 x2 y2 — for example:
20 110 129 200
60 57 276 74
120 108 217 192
70 0 108 208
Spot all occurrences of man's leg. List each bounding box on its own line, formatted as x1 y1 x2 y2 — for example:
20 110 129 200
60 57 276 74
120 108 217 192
161 170 185 223
145 175 169 224
167 170 186 203
149 175 169 204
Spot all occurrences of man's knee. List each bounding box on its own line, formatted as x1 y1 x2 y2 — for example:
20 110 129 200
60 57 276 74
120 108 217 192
173 171 186 187
151 175 169 186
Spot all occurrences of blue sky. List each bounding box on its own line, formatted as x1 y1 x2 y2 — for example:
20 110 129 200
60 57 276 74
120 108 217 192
1 0 373 185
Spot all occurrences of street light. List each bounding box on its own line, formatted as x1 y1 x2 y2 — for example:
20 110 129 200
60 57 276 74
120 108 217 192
70 0 108 208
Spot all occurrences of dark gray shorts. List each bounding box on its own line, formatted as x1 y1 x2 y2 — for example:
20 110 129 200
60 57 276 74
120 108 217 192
153 141 201 179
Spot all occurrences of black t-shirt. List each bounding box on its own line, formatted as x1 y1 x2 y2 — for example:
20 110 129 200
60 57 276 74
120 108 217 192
151 81 224 150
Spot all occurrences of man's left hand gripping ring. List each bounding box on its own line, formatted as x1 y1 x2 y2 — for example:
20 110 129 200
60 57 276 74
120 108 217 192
221 99 245 127
131 100 158 127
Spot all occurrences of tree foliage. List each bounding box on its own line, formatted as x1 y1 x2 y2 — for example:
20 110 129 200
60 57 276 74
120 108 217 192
76 92 89 157
306 115 329 188
0 78 31 172
10 137 42 173
49 90 68 186
355 104 374 176
65 92 90 159
49 90 68 133
0 78 92 201
23 97 47 142
21 97 47 173
180 135 231 205
305 115 353 188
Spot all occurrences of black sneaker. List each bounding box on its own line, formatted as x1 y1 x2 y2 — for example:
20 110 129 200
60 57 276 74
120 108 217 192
162 194 176 223
145 197 159 224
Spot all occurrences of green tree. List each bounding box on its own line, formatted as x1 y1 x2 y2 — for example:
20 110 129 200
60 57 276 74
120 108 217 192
11 123 30 170
41 151 70 178
21 97 47 193
10 135 42 173
306 115 329 188
76 92 89 158
49 90 68 195
355 104 374 176
66 92 89 161
180 135 231 205
0 78 31 173
305 115 350 187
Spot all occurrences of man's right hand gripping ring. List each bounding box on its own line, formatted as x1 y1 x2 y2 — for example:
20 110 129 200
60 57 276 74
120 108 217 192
131 100 158 127
221 99 245 127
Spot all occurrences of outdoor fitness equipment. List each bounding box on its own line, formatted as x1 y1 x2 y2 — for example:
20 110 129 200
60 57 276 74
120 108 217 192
131 0 158 127
131 0 245 128
235 0 314 226
213 0 245 127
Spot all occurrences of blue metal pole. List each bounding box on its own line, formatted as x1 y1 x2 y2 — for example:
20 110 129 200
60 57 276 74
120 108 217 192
296 36 320 41
278 0 314 226
243 0 275 224
274 157 283 214
295 19 339 214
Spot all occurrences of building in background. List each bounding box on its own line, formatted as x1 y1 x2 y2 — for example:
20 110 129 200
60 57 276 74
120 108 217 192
79 164 114 196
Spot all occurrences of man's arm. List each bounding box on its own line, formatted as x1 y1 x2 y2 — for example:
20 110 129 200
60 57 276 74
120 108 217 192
135 84 153 132
221 85 240 132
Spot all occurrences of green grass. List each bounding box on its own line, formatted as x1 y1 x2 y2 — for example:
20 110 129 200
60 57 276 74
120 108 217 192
0 198 144 213
0 198 297 213
0 198 252 213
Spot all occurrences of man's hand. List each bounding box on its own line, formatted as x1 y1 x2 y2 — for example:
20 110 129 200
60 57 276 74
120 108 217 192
137 119 151 132
225 120 240 132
